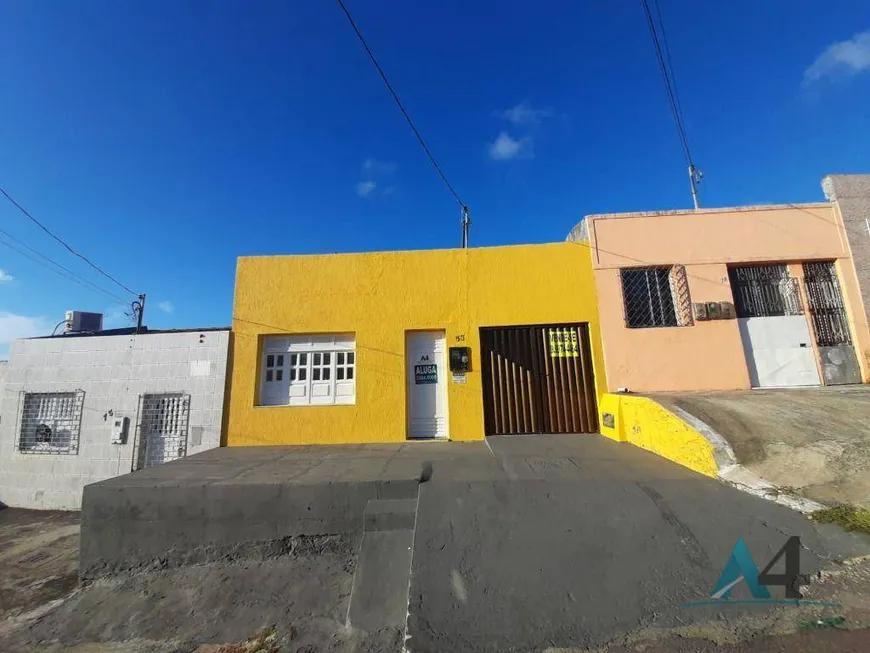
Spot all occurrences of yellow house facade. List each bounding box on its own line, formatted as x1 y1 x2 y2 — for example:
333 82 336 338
227 242 607 445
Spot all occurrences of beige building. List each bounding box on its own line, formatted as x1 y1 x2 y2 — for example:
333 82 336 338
576 177 870 393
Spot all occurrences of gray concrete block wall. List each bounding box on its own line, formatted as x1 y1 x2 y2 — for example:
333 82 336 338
0 329 229 510
823 175 870 325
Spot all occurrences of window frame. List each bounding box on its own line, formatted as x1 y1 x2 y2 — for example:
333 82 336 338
17 390 85 455
259 334 356 407
620 266 680 329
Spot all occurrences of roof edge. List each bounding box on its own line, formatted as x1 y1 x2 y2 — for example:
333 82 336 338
583 202 832 221
29 326 231 340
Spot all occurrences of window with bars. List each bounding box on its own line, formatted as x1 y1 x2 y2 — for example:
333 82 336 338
728 265 803 318
620 267 682 328
17 390 85 454
260 335 355 406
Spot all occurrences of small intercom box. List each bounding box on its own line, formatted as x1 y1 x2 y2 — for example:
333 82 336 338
449 346 470 373
111 416 129 444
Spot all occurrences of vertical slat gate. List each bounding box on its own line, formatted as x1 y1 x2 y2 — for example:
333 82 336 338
481 324 598 435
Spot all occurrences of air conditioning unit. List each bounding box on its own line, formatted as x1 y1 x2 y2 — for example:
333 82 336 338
65 310 103 333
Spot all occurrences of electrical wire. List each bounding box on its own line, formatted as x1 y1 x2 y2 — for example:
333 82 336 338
0 184 139 297
0 225 127 303
652 0 685 137
334 0 466 210
0 233 128 305
639 0 693 168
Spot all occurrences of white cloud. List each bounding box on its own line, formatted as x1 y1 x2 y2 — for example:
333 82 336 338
0 312 52 354
157 300 174 314
488 132 531 161
805 30 870 83
356 180 377 198
0 269 13 283
496 102 553 125
362 158 398 174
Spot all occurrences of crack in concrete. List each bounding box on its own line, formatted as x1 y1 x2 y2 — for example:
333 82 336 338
637 483 712 570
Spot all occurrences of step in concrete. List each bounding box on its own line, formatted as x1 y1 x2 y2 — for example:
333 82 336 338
348 498 418 631
364 498 418 532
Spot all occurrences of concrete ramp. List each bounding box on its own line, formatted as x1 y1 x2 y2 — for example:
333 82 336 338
654 386 870 509
12 436 870 653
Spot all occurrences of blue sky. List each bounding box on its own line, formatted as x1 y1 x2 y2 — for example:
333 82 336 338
1 1 869 355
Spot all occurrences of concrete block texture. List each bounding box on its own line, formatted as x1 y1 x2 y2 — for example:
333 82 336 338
0 329 230 510
824 174 870 325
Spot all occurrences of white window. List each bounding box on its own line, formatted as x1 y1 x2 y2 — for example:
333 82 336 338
17 390 85 454
260 334 355 406
264 353 286 383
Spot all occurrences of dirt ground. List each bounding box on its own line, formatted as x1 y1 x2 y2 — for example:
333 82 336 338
0 508 80 627
0 508 400 653
1 506 869 652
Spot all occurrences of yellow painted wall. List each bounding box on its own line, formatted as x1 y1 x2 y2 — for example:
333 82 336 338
227 243 607 445
598 393 718 477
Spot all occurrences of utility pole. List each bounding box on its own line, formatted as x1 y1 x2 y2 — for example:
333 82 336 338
134 294 146 334
688 164 702 210
461 206 471 248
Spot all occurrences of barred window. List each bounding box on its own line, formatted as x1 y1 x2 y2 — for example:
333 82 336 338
620 267 679 328
728 265 803 318
17 391 85 454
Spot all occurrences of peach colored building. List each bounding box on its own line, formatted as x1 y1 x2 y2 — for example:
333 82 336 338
576 201 870 393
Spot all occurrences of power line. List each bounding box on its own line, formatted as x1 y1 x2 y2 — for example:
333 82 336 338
652 0 685 134
639 0 703 209
0 234 128 305
640 0 692 167
0 226 128 303
334 0 466 210
0 184 139 296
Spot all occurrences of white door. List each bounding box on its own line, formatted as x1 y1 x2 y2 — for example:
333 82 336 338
406 331 448 439
739 316 820 387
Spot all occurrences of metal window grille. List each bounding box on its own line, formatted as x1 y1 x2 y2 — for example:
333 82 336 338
620 267 679 328
803 261 852 346
17 390 85 454
729 265 803 318
133 393 190 470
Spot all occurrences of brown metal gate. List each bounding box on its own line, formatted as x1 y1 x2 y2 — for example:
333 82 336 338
480 324 598 435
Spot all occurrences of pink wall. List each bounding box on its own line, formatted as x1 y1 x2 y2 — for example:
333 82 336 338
588 204 869 392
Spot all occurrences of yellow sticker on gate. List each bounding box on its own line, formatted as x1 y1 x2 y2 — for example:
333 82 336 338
548 329 579 358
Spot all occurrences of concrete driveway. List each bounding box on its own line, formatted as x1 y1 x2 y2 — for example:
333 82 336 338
5 435 870 652
656 386 870 508
408 435 870 653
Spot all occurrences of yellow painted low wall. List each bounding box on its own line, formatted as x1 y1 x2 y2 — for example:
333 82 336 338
599 393 718 477
227 242 607 445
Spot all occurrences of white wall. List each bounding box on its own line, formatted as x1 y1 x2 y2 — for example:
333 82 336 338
0 329 229 510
